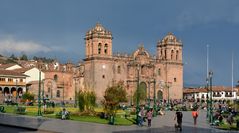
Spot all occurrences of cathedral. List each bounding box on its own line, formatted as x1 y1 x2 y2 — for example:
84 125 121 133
82 23 183 102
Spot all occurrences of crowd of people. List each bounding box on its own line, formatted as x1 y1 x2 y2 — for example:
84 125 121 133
133 99 238 131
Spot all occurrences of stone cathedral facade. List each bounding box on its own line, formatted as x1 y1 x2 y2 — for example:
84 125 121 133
82 23 183 102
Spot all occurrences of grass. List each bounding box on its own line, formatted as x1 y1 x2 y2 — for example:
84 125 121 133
218 123 238 130
1 105 135 126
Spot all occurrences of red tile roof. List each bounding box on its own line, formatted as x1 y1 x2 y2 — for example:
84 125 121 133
0 70 28 77
14 67 33 73
184 86 238 93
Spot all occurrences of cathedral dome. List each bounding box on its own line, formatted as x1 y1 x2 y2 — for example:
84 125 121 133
86 23 112 36
158 32 182 46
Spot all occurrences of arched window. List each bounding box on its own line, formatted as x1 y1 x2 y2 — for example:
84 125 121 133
104 44 108 54
164 49 167 59
98 43 102 54
117 66 121 74
176 50 179 60
56 90 60 97
171 50 174 60
54 74 58 81
158 68 161 76
48 88 50 93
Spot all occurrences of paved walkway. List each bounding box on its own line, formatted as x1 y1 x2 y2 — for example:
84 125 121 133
0 110 236 133
37 110 227 133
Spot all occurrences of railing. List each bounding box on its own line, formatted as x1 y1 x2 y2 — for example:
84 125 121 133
0 82 26 86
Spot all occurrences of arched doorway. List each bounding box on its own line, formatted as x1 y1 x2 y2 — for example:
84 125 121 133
18 88 23 98
138 82 147 103
157 90 163 101
4 87 10 96
11 87 17 97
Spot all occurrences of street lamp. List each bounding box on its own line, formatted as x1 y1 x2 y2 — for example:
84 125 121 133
62 71 65 105
153 78 157 116
74 77 78 108
147 81 150 108
16 79 18 103
209 71 213 123
136 64 140 125
167 82 171 106
206 78 209 119
42 79 45 103
37 70 42 116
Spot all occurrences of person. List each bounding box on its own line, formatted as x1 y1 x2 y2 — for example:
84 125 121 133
158 108 165 115
146 108 153 127
174 110 183 131
192 109 199 125
61 108 68 120
227 113 233 126
138 107 144 126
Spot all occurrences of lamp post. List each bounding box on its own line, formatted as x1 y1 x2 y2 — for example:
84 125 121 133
148 81 150 108
42 79 44 102
153 78 157 116
62 71 65 105
37 70 42 116
206 78 209 119
136 64 140 125
167 82 171 107
16 79 18 103
74 77 77 108
209 71 213 123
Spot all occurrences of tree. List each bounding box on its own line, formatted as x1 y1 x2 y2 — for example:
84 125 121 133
22 92 35 102
78 90 96 112
10 54 17 60
102 82 127 118
133 83 147 105
20 54 28 60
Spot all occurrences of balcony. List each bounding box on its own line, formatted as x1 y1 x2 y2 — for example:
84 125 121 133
0 81 26 86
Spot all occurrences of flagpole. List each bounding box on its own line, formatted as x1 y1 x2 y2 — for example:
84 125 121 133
232 52 234 102
206 45 209 119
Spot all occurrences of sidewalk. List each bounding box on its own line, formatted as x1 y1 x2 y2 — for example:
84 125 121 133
0 111 236 133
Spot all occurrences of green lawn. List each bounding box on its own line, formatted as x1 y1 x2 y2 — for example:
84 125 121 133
218 123 238 130
1 105 135 126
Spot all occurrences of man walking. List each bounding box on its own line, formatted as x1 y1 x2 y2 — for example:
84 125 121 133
174 109 183 131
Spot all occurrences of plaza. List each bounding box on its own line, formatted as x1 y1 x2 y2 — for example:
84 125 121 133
1 110 237 133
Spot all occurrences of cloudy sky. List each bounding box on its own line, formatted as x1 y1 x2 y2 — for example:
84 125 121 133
0 0 238 87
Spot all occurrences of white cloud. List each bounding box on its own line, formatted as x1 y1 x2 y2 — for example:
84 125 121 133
0 37 63 54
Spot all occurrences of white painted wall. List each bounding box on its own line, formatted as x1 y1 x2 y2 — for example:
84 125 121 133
195 91 237 100
24 67 45 83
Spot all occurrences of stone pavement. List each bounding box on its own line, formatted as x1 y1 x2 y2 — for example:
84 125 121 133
0 110 237 133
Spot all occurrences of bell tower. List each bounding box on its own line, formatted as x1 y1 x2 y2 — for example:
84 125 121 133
84 23 113 59
156 32 183 99
156 32 182 62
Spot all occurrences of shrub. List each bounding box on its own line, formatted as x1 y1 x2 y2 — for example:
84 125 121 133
78 90 96 112
22 92 35 103
43 108 54 114
15 106 26 115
